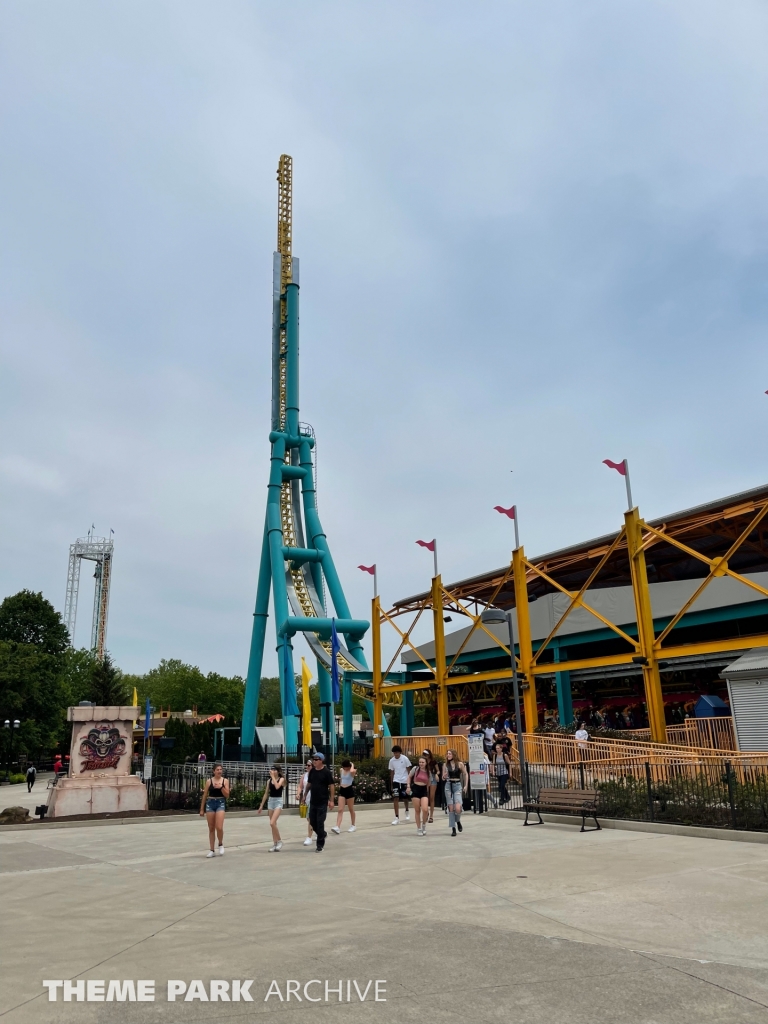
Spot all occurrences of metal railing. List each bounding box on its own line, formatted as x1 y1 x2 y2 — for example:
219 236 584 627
383 735 470 763
626 717 736 751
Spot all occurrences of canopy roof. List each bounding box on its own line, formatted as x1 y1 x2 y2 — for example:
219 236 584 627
394 482 768 613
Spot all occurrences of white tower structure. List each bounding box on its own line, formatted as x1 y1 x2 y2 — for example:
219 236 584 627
63 531 114 659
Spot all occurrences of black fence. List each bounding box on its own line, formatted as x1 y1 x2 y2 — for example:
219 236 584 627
146 766 268 812
481 758 768 832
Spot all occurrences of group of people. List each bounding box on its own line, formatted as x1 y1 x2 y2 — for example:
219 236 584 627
198 744 473 856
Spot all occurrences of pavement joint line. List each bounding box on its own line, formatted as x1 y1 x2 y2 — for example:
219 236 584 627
0 892 228 1018
632 949 768 1011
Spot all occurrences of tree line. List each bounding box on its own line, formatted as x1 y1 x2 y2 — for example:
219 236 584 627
0 589 361 760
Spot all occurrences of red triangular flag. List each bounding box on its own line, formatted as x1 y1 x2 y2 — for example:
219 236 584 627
416 539 435 552
494 505 516 519
358 564 375 575
603 459 626 476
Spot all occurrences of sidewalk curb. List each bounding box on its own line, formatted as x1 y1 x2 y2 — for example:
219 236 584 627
0 801 393 831
486 808 768 843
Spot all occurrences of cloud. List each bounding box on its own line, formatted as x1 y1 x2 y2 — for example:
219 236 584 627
1 0 766 675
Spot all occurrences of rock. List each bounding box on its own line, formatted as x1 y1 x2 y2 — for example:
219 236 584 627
0 806 32 824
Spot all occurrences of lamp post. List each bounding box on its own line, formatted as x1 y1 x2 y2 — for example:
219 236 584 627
3 719 20 784
481 610 528 802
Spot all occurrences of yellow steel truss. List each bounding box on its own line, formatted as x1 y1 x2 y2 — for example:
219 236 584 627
370 494 768 749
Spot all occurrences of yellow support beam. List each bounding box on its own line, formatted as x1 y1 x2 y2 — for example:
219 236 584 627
432 575 450 735
513 546 538 730
626 508 666 743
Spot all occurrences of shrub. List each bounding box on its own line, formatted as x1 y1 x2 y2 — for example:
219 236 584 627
8 773 26 785
353 757 391 784
353 773 387 803
228 784 264 809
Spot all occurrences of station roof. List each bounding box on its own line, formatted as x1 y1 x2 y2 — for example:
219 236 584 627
394 482 768 613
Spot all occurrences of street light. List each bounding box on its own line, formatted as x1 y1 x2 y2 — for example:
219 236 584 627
481 609 528 802
3 719 21 784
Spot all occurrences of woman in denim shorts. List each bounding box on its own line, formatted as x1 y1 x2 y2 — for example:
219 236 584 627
200 763 229 857
442 749 468 836
258 765 285 851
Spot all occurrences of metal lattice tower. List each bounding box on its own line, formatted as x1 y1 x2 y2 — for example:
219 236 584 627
63 532 114 659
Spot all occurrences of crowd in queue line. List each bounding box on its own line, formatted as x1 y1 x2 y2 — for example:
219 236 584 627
196 740 508 856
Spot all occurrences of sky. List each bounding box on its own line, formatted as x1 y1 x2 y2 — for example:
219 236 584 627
1 1 767 679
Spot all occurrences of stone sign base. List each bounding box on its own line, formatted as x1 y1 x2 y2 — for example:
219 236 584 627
47 774 148 818
45 704 148 818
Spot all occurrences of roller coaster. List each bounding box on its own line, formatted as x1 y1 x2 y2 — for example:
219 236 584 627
241 156 373 756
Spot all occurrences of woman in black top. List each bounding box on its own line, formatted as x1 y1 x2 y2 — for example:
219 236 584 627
258 765 285 851
199 763 230 857
442 749 468 836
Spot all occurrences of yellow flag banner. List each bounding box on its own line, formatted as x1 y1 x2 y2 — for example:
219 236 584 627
301 658 313 748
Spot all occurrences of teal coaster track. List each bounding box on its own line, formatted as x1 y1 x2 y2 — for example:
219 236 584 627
241 156 371 757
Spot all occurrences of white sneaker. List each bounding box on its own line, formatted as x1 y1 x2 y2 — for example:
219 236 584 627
348 825 356 832
268 844 276 852
275 841 283 851
331 825 341 834
417 827 423 835
391 817 399 825
217 846 225 855
303 837 313 846
206 850 215 858
405 812 410 821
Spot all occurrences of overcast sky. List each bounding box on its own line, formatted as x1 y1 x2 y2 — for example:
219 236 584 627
1 1 767 678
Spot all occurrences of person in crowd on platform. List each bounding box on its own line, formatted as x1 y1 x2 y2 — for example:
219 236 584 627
469 718 483 735
492 741 512 805
26 764 36 792
200 762 229 857
332 759 357 834
575 721 590 757
442 748 468 836
298 759 315 846
258 764 285 851
306 752 335 852
388 745 412 825
483 719 496 754
406 756 432 836
197 750 207 777
422 748 439 823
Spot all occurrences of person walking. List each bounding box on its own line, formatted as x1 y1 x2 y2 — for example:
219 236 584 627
331 759 357 834
306 752 335 852
422 748 439 823
388 745 412 824
258 764 285 851
492 742 511 805
200 762 229 857
197 750 207 777
443 749 468 836
406 756 431 835
298 759 315 846
575 721 590 758
26 764 36 792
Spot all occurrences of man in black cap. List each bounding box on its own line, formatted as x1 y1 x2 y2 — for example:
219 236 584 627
306 753 335 852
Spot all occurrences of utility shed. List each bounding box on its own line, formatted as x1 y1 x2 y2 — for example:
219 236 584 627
722 649 768 751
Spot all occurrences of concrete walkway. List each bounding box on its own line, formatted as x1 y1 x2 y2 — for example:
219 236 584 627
1 806 768 1023
0 773 52 815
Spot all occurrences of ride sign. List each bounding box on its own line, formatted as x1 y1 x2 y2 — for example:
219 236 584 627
467 733 488 790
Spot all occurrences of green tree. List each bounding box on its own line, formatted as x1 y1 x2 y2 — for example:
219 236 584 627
0 591 70 758
59 647 99 707
124 659 245 721
90 652 129 706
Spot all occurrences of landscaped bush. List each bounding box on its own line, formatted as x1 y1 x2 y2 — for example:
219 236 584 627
8 773 26 785
352 773 387 803
228 784 264 809
353 757 391 785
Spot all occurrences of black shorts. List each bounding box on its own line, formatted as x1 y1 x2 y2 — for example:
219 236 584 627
392 782 410 800
410 783 428 799
338 785 355 800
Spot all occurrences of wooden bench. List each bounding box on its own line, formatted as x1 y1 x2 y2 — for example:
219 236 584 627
523 787 601 832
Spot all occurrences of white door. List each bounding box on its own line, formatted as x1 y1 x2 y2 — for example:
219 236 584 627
727 677 768 751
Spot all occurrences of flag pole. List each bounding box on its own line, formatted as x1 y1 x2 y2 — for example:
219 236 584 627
374 565 378 599
513 505 519 550
623 460 633 511
433 539 438 578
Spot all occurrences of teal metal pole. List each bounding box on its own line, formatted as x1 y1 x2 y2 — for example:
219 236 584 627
242 514 271 756
316 661 333 751
399 690 414 736
364 699 391 737
554 641 574 726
